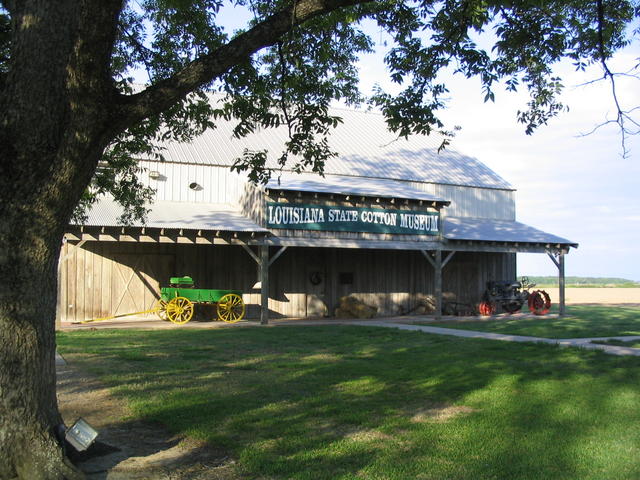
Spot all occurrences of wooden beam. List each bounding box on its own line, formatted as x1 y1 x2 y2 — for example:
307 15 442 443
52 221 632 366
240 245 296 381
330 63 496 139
547 251 566 316
238 242 260 264
420 250 436 268
260 245 269 325
558 252 566 317
59 239 86 263
434 250 443 320
268 246 288 267
442 251 455 268
442 242 559 254
420 250 443 320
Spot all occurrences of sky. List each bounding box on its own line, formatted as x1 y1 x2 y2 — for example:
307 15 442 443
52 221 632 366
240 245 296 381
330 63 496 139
358 42 640 280
216 5 640 280
357 21 640 280
442 66 640 281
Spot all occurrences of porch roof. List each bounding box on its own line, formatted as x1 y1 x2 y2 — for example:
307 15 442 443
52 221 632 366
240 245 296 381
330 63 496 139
74 196 267 232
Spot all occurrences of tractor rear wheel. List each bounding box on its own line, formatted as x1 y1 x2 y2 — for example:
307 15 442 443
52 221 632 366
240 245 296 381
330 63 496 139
478 300 496 316
528 290 551 315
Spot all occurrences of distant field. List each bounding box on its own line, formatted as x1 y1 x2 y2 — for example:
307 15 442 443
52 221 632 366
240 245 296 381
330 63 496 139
527 276 640 287
537 284 640 288
544 288 640 305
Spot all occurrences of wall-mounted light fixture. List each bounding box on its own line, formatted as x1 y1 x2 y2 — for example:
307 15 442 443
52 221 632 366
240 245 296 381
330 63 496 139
148 170 161 180
189 182 203 191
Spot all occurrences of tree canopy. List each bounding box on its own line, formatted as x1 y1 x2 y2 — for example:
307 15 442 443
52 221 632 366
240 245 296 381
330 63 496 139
2 0 637 223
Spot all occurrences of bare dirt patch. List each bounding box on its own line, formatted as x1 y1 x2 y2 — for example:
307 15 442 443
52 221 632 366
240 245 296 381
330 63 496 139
56 360 241 479
409 405 476 424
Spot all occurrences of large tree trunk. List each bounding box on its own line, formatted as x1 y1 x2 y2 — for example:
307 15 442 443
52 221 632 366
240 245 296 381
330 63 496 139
0 1 123 477
0 225 82 479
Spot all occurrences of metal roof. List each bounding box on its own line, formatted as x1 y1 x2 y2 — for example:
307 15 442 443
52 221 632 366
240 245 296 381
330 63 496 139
265 172 449 203
444 217 577 246
75 197 267 232
155 103 513 191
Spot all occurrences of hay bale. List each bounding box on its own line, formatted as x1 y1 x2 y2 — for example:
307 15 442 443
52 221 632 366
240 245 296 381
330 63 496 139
334 307 355 318
336 295 377 319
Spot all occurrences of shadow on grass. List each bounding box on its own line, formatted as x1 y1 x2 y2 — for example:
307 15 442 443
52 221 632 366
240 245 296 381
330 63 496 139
58 325 640 480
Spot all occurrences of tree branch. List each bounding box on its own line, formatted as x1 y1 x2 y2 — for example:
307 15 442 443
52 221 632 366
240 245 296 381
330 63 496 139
115 0 371 131
0 0 16 15
595 0 637 157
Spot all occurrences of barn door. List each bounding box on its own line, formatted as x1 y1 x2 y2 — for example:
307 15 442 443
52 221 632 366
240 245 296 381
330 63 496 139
111 254 175 317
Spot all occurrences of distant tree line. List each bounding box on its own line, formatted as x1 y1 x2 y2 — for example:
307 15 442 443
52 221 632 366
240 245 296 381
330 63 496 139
526 276 640 287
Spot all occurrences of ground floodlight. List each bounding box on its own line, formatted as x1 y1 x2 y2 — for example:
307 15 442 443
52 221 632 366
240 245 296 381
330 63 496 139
65 418 98 452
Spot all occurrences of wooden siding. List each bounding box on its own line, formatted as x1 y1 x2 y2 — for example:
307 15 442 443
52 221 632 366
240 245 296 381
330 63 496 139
434 184 515 220
58 241 515 323
136 162 515 221
137 160 247 204
58 241 262 323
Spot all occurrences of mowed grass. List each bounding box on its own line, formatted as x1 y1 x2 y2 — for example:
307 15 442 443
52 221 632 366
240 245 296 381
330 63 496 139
418 305 640 338
57 326 640 480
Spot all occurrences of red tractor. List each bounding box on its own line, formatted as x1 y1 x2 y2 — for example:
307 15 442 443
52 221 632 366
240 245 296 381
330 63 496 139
478 276 551 315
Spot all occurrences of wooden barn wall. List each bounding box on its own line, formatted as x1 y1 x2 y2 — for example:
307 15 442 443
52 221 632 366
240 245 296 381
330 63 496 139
135 161 515 221
57 241 262 324
58 242 515 324
433 184 515 220
442 251 516 304
137 160 247 204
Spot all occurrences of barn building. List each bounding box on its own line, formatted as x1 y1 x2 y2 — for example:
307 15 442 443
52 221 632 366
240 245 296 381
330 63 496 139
57 107 577 325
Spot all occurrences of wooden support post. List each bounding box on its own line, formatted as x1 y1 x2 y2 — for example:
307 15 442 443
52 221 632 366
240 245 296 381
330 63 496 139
420 250 443 320
547 251 566 317
558 251 566 317
434 250 442 320
260 245 269 325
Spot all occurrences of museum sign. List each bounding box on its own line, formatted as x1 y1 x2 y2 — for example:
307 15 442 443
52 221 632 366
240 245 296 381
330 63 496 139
266 202 440 235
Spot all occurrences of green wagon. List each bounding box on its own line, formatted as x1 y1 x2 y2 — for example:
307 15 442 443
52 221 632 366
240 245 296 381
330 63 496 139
157 276 245 324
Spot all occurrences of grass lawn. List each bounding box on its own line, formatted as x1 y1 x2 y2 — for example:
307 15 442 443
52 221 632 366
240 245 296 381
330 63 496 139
415 305 640 339
57 325 640 480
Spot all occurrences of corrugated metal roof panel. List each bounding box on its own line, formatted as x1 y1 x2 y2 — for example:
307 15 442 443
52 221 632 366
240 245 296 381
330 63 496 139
444 217 577 246
154 104 513 191
75 197 267 232
265 172 449 203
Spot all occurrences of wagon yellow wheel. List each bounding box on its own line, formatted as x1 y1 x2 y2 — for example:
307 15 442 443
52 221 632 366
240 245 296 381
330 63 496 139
155 299 168 321
166 296 194 324
217 294 245 323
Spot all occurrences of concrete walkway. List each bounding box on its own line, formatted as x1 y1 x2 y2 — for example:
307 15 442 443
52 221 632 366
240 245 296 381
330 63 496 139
353 321 640 357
